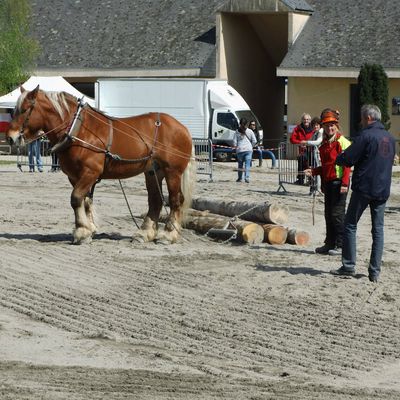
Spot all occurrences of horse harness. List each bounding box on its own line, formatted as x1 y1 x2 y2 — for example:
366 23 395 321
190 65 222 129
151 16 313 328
57 99 163 207
54 98 161 168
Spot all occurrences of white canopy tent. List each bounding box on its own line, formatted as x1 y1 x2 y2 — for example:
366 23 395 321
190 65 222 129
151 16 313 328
0 76 95 108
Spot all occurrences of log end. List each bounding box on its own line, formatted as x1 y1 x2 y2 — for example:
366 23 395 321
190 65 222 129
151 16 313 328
242 223 265 245
286 229 310 246
263 224 288 245
264 204 289 225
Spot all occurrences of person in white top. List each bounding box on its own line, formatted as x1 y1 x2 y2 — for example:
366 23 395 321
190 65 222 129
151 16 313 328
301 116 323 194
300 117 323 151
233 117 257 183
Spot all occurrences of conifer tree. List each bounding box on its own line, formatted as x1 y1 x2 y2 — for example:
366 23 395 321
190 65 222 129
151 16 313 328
357 64 390 130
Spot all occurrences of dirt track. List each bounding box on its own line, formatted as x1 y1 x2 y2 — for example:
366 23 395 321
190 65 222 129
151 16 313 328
1 160 400 399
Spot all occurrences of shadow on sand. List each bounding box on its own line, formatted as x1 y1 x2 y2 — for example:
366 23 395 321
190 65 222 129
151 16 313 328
0 232 131 243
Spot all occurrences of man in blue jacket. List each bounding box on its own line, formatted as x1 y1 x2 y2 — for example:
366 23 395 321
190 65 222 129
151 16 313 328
331 104 396 282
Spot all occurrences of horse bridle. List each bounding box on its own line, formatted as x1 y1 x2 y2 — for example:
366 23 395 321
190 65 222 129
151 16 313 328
17 99 37 142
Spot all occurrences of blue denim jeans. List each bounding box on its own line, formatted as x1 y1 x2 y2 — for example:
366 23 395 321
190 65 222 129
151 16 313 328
28 140 43 172
237 151 252 181
342 190 386 278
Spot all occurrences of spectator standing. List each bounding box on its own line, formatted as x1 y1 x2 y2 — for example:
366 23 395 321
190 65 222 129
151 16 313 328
249 120 263 167
306 116 323 148
332 104 396 282
50 152 60 172
290 113 314 184
233 117 257 183
28 138 43 173
304 109 351 255
302 115 327 194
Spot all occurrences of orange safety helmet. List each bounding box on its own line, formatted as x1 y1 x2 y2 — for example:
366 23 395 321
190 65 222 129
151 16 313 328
320 108 339 125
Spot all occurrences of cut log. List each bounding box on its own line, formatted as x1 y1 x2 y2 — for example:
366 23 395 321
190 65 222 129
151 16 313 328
241 223 265 245
286 229 310 246
191 197 289 225
160 209 264 244
262 224 288 245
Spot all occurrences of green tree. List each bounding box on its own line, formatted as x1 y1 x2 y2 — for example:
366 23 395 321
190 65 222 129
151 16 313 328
0 0 39 95
357 63 390 130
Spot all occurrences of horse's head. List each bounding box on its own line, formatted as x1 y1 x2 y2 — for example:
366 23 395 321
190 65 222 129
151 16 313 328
6 85 43 146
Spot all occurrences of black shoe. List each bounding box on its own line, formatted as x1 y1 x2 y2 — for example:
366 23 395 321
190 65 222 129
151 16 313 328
236 178 242 182
315 244 333 255
330 267 355 277
368 275 378 283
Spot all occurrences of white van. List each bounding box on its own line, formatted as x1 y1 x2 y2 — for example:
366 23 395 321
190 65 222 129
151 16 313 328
95 78 263 156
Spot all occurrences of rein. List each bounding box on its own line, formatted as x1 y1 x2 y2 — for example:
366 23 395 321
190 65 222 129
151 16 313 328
18 99 36 140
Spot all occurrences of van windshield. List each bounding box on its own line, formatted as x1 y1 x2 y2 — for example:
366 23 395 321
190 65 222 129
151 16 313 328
217 112 239 130
236 110 262 131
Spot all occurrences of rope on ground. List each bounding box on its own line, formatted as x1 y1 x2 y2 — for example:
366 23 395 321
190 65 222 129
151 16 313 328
118 179 141 229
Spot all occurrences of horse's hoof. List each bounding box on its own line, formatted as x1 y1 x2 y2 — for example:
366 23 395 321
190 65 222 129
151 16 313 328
73 227 93 244
131 235 146 244
156 230 179 244
72 236 92 245
155 237 170 245
132 229 157 243
132 230 156 243
90 223 97 234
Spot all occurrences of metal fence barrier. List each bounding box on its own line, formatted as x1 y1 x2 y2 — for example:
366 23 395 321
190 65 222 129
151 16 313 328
212 145 278 168
0 142 11 155
16 138 214 178
16 139 59 172
277 141 320 193
193 138 213 181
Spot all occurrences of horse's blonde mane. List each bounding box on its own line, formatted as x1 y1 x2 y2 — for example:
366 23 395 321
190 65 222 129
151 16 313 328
44 91 73 119
17 89 76 119
16 91 29 112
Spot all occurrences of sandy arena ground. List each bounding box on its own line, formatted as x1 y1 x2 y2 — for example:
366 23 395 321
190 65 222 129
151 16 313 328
0 157 399 399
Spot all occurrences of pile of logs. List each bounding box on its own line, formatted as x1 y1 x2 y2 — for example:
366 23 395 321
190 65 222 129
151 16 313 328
183 197 310 246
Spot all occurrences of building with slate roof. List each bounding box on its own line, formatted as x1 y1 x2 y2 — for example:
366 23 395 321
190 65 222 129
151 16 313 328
278 0 400 139
28 0 314 143
26 0 400 144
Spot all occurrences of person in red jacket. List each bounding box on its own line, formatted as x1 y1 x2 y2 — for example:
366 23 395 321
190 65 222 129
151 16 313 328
304 109 351 255
290 113 314 184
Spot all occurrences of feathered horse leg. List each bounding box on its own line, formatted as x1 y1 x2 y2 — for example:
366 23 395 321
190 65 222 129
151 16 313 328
132 170 163 243
70 172 98 244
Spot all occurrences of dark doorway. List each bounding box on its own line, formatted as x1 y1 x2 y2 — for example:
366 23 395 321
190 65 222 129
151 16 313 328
221 13 288 147
71 82 95 99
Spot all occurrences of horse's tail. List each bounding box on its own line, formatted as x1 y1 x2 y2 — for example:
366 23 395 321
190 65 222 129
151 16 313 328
181 145 196 213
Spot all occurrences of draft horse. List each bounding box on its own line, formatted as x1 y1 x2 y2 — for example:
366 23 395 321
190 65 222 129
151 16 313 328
6 86 196 244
